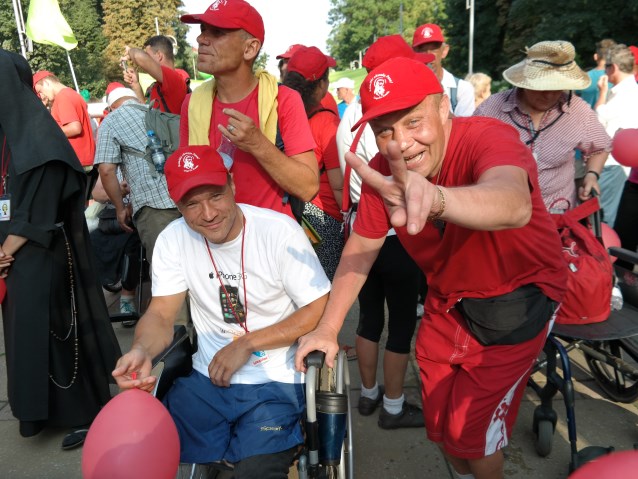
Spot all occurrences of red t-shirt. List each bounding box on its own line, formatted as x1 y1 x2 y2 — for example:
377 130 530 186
309 109 342 220
180 85 315 218
320 92 339 116
149 66 189 114
51 87 95 167
355 117 567 313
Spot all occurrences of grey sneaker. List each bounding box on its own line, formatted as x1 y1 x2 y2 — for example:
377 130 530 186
378 401 424 429
358 385 385 416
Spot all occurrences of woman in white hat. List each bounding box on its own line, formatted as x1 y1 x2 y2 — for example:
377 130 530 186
475 40 611 212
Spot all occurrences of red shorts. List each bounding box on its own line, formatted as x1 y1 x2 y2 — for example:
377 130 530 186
415 308 552 459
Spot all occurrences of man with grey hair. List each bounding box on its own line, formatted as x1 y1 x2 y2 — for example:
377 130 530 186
595 43 638 226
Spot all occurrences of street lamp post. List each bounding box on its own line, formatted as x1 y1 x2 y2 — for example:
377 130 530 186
467 0 475 74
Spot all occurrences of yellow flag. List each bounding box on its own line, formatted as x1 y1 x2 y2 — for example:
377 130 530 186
25 0 78 51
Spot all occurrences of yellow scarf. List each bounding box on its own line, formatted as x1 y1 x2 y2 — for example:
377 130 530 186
188 70 279 146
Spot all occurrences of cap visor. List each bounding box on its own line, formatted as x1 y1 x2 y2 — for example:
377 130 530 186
351 93 429 132
180 13 242 30
170 174 228 203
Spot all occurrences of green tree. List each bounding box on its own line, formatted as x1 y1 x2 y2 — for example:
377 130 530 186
1 0 106 96
102 0 184 83
327 0 447 68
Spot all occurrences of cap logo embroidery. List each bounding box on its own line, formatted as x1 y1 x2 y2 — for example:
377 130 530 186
370 73 393 100
209 0 227 12
179 152 200 173
421 27 434 39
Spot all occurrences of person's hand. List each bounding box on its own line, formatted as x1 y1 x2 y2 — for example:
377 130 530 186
217 108 267 156
116 203 134 233
295 323 340 372
597 74 609 93
578 173 601 201
346 140 437 235
0 247 14 278
208 338 252 387
120 180 131 196
122 67 139 88
112 347 156 393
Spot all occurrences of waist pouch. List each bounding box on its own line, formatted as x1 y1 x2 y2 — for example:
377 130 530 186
457 284 556 346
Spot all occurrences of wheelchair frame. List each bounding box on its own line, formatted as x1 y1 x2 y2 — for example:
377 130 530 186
527 236 638 473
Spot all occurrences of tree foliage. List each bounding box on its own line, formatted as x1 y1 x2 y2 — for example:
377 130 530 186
443 0 638 83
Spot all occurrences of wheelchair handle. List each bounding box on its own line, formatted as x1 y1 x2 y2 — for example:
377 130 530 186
303 350 326 370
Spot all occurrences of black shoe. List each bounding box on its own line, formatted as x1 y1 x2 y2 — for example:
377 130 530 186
358 385 384 416
19 420 45 438
62 426 90 450
378 401 424 429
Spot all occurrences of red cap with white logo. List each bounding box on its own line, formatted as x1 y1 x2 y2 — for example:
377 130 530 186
412 23 445 48
352 57 443 131
165 146 229 203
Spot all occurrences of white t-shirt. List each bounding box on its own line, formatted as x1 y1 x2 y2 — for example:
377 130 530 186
442 69 475 117
152 204 331 384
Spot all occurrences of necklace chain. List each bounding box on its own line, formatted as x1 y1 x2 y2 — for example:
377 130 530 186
49 224 79 390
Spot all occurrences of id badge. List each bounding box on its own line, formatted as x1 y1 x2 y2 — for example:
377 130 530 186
0 194 10 221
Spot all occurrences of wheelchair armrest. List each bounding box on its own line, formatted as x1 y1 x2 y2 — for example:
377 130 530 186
609 247 638 266
303 350 326 370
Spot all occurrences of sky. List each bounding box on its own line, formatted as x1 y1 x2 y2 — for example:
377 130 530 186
182 0 333 76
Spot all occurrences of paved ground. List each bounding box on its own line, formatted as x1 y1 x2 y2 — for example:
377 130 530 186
1 291 638 478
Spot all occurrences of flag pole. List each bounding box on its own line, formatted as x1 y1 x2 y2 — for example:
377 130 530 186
66 50 80 93
11 0 28 58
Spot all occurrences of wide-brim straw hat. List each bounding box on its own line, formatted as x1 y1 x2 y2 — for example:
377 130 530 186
503 40 591 91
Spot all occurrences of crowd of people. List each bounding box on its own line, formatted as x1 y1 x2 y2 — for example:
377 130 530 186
1 0 637 478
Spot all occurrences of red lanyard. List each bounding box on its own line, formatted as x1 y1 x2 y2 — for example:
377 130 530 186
204 217 249 333
1 137 10 196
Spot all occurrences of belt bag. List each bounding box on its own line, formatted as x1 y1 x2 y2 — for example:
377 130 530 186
457 284 555 346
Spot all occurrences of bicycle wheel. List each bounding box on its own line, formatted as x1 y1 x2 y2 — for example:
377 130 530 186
584 338 638 403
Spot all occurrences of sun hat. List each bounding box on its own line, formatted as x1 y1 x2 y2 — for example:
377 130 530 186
106 86 138 108
276 44 304 60
332 77 355 90
165 146 229 203
503 40 590 91
363 34 435 71
32 70 53 89
352 57 443 131
412 24 445 48
287 46 336 81
180 0 264 44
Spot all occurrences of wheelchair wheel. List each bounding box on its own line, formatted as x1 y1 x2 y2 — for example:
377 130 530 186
534 420 554 457
584 339 638 403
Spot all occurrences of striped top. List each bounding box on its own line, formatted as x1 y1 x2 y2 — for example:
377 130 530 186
475 88 611 210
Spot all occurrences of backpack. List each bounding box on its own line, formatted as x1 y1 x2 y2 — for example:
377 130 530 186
553 197 614 325
121 103 181 177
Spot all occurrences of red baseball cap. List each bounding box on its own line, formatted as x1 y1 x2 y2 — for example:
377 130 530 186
412 23 445 48
105 82 125 96
165 146 229 203
352 57 443 131
32 70 53 89
276 44 304 60
181 0 265 44
287 46 336 81
630 45 638 65
362 35 435 71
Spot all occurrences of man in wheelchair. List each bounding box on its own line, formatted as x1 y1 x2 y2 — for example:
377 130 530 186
113 145 331 478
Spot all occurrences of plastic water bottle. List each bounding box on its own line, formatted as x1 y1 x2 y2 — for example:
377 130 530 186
147 130 165 173
611 284 624 311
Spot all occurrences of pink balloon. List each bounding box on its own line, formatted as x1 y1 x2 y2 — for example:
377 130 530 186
601 223 622 263
569 450 638 478
82 388 180 479
612 128 638 168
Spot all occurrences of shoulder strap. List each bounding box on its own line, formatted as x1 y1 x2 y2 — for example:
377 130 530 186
154 83 171 113
449 76 459 111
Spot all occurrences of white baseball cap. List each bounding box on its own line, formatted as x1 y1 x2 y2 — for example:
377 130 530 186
106 87 137 108
332 77 355 90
